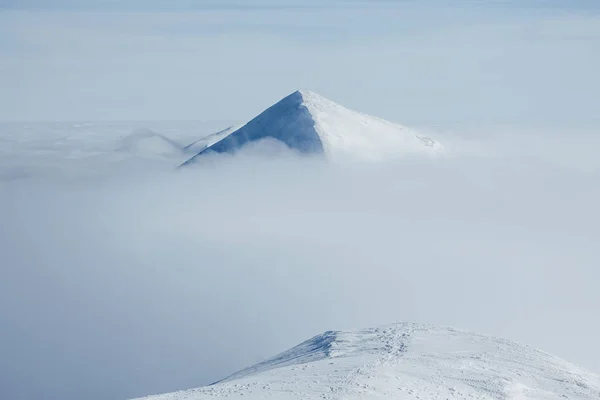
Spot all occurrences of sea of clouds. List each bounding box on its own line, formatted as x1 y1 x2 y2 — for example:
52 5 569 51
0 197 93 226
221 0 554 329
1 121 599 400
1 1 599 399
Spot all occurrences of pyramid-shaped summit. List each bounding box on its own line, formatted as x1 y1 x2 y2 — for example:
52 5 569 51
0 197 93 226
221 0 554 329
181 90 440 165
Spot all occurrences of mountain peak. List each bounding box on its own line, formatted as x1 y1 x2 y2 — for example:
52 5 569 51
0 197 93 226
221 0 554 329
292 89 324 100
288 88 316 98
180 91 441 166
288 89 340 110
267 89 331 111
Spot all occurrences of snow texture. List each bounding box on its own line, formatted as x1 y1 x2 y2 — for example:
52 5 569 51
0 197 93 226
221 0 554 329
133 323 600 400
181 90 440 165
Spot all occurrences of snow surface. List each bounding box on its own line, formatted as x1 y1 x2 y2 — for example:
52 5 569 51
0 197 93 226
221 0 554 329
181 90 441 165
133 323 599 400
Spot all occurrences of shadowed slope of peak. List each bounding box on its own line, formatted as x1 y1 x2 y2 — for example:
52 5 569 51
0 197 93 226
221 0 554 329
180 91 324 166
180 90 440 166
211 330 338 385
133 323 600 400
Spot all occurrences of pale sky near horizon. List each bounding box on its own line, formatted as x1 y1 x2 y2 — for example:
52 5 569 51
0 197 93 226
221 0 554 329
1 0 599 124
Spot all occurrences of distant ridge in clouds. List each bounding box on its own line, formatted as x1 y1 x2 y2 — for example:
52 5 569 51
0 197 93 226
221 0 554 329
119 128 183 156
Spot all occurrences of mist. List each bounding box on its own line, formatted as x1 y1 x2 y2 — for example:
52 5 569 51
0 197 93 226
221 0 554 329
1 125 600 399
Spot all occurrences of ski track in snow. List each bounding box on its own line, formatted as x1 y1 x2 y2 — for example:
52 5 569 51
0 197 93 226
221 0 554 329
132 323 600 400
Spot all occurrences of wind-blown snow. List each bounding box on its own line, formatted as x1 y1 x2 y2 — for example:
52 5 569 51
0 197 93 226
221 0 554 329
133 323 600 400
181 90 440 165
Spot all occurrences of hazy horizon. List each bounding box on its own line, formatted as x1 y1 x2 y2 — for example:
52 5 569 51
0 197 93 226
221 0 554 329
2 1 600 124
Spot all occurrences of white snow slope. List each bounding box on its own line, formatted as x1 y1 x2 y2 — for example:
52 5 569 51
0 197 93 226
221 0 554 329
181 90 440 165
133 323 599 400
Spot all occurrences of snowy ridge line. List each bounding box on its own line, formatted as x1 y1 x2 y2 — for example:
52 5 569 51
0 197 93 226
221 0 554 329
132 322 600 400
298 90 436 149
212 330 339 384
321 325 414 399
182 126 238 154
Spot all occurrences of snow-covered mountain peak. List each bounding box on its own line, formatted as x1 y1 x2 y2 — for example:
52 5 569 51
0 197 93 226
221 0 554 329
134 323 600 400
292 89 337 107
180 90 441 166
282 89 326 102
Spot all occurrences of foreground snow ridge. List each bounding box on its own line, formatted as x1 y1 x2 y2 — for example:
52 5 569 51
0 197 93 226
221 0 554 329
134 323 599 400
181 90 440 165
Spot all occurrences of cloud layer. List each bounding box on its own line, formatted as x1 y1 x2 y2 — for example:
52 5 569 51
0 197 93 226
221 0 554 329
1 123 600 399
